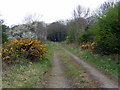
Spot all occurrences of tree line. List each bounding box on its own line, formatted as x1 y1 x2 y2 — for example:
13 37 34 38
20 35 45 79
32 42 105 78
1 0 120 55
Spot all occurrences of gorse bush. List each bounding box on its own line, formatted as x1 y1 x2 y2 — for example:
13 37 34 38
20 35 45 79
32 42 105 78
80 42 97 53
2 38 48 64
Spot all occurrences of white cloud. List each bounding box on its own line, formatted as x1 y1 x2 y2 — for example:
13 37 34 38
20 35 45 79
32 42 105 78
0 0 108 26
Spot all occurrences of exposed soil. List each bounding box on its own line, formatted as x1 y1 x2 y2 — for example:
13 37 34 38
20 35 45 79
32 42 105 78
60 52 101 88
46 52 70 88
61 47 118 88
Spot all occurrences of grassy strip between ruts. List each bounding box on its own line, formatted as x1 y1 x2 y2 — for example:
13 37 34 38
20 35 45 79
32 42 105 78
59 42 119 80
2 42 53 88
53 45 98 88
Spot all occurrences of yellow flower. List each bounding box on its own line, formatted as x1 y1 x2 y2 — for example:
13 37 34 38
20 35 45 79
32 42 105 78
10 48 14 52
4 49 8 52
91 43 95 46
43 44 46 47
3 56 10 60
46 50 48 53
3 57 6 60
6 56 10 59
21 49 25 52
0 53 2 56
80 45 85 48
29 62 32 64
19 43 24 45
15 40 18 43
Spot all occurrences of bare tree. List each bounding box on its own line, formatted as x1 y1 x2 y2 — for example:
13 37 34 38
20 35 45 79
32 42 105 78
23 13 42 24
96 1 116 16
33 22 47 41
73 5 90 19
84 8 90 18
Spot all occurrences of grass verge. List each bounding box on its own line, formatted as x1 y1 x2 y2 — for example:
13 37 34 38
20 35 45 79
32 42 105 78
59 42 119 80
2 42 53 88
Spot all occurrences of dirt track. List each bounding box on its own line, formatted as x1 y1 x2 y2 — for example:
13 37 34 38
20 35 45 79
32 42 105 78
47 52 70 88
46 46 118 88
61 47 118 88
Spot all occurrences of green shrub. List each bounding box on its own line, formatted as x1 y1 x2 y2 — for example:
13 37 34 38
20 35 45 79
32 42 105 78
2 32 8 43
95 3 120 54
0 25 8 43
76 30 95 45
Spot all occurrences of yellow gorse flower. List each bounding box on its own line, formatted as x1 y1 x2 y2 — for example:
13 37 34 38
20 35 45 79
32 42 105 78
2 38 48 64
80 42 96 50
6 56 10 59
29 62 32 64
91 43 95 46
3 56 10 60
80 45 85 48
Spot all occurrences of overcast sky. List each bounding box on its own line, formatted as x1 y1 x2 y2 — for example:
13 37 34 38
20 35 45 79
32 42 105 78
0 0 111 26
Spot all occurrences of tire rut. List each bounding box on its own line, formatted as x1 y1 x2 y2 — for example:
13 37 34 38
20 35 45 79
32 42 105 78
47 52 70 88
61 47 118 88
